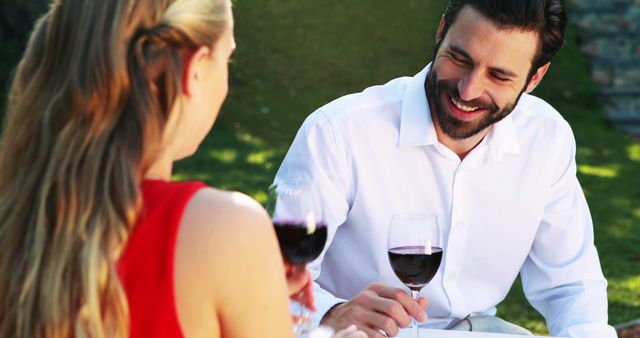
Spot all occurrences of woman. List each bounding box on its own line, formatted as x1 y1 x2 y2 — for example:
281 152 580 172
0 0 363 337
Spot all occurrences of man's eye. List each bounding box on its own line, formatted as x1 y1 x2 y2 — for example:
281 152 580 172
451 54 467 64
447 52 469 65
492 73 509 82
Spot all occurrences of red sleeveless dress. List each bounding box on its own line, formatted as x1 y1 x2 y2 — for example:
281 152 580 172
118 179 206 338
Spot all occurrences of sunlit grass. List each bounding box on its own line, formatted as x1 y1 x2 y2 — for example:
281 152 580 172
608 276 640 324
253 191 269 205
520 321 548 335
628 143 640 161
578 164 619 178
246 150 278 167
208 149 238 163
236 130 266 147
610 276 640 297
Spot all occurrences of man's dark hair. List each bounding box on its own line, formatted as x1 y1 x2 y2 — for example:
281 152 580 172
439 0 566 72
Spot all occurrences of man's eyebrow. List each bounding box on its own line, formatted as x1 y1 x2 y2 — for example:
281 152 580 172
448 44 518 78
448 45 473 62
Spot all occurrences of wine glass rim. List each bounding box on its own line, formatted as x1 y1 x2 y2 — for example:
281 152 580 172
391 212 438 221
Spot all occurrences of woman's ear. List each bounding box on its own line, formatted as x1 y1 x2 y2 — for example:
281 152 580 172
182 46 212 97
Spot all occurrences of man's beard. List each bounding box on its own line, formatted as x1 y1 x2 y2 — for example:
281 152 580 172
425 67 525 140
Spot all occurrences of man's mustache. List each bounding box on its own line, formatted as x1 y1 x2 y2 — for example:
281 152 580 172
438 81 497 112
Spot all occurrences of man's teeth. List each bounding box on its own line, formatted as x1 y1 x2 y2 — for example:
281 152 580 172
451 97 479 112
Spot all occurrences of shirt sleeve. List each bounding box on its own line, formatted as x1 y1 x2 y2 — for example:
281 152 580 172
274 109 353 320
519 122 616 338
309 282 348 327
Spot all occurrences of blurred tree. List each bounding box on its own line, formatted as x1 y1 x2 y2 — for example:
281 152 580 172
0 0 49 44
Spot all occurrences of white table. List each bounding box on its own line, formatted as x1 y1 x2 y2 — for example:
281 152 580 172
397 328 555 337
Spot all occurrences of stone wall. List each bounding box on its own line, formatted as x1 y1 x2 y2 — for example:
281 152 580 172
569 0 640 135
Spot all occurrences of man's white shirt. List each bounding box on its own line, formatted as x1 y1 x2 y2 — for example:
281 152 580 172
275 64 616 337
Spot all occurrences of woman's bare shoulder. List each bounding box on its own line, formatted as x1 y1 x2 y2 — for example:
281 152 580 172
185 187 269 228
174 186 293 337
176 186 277 269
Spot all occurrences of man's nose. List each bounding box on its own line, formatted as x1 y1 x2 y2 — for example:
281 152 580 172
457 71 484 102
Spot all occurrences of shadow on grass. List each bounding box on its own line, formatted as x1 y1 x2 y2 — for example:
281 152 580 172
569 102 640 325
610 299 640 326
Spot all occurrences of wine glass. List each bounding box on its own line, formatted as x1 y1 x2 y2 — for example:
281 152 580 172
267 180 327 337
387 213 442 338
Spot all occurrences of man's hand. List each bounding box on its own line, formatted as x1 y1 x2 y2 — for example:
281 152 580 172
320 283 428 337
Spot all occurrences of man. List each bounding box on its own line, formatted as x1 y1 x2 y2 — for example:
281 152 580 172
274 0 617 337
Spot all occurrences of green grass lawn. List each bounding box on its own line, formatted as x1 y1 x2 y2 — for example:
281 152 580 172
2 1 639 334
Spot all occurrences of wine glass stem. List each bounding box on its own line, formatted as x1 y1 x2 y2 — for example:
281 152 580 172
295 264 311 337
294 303 312 337
299 303 308 329
411 290 420 338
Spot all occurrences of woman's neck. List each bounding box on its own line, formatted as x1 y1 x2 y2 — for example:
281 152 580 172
145 155 174 181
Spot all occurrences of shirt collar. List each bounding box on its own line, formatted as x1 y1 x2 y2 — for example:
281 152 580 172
399 64 437 148
398 63 521 157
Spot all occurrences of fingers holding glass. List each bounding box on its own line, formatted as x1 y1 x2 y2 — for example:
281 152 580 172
267 181 327 336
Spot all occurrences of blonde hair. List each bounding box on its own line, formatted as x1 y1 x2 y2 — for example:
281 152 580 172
0 0 230 337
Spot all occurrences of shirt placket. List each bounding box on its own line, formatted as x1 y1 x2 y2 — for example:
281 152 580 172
442 159 472 319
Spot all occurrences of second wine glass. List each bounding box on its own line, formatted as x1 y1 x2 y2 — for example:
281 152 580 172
387 213 442 338
267 181 327 337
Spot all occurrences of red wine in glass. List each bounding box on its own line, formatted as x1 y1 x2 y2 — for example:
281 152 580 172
388 246 442 291
274 222 328 266
387 213 441 338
